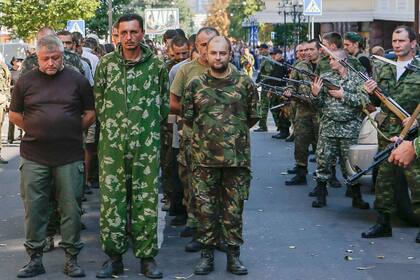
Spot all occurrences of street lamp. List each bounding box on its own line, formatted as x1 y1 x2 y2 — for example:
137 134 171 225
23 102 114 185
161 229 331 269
278 0 306 56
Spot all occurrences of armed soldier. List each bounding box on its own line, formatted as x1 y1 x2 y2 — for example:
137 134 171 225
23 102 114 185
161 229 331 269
183 36 259 276
316 32 366 190
310 49 370 209
284 40 320 186
343 32 372 76
0 60 11 164
361 26 420 242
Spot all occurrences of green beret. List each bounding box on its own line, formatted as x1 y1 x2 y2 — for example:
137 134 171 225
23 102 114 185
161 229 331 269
344 32 362 43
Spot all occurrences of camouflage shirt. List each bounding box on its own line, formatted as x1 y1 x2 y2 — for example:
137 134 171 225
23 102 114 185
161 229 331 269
255 57 273 84
370 58 420 138
183 69 259 167
316 55 366 75
0 60 11 105
415 136 420 157
20 49 85 77
314 70 367 138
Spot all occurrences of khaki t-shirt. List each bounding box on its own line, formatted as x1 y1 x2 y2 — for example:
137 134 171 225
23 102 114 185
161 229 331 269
170 58 208 97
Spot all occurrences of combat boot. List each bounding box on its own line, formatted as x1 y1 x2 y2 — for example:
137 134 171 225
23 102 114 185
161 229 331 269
43 236 54 253
312 182 327 208
141 258 163 279
185 238 203 252
351 184 370 210
63 253 85 277
361 213 392 238
345 185 353 197
415 230 420 243
96 255 124 278
17 252 45 278
328 166 341 188
308 186 328 197
285 166 307 185
226 246 248 275
194 246 214 275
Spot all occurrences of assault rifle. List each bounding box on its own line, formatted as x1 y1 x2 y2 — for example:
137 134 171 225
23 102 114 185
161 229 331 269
262 57 341 90
258 81 311 105
320 43 410 121
346 103 420 185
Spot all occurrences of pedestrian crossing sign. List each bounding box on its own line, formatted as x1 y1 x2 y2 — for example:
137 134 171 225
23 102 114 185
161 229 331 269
66 20 85 37
303 0 322 16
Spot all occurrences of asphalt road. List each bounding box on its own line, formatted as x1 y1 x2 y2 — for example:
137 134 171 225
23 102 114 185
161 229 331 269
1 118 420 280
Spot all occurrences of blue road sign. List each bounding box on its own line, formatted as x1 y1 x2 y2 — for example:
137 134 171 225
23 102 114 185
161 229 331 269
303 0 322 16
66 20 85 37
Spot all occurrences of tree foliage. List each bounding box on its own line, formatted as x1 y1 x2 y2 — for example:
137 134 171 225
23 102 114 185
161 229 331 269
273 22 308 47
226 0 264 40
205 0 230 36
0 0 99 40
86 0 132 37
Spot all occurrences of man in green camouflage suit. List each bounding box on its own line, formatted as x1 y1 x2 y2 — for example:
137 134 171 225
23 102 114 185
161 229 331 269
254 43 272 132
170 27 221 252
284 40 320 185
183 36 259 276
310 49 370 209
94 14 168 279
315 32 367 191
361 26 420 242
0 60 11 164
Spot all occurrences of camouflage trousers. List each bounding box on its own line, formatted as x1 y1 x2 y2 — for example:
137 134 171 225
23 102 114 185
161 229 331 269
192 166 251 246
257 89 269 129
178 139 197 228
160 127 173 198
0 104 4 152
294 114 319 167
375 139 420 215
271 95 290 132
316 135 356 183
99 156 158 258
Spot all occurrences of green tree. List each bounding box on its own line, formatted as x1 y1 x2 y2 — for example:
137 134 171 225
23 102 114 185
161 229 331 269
0 0 99 40
86 0 132 37
273 22 308 48
227 0 264 40
206 0 230 36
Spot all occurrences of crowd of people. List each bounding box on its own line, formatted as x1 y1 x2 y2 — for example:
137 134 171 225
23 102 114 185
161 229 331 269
0 11 419 279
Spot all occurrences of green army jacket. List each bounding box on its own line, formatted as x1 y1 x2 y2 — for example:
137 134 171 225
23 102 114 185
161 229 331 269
0 61 11 105
314 70 367 138
183 69 259 167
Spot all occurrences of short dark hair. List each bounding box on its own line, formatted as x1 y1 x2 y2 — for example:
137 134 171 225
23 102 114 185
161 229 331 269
307 39 320 49
175 28 186 38
117 13 144 31
394 25 417 42
322 32 343 49
163 29 178 42
197 27 220 37
170 35 188 49
72 31 84 44
188 34 196 47
57 30 72 37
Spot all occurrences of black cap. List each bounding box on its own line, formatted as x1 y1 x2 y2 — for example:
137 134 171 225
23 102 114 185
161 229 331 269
270 48 282 55
259 43 269 49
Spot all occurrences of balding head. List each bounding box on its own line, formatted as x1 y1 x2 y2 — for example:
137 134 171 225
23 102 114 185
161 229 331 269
207 36 231 53
371 45 385 57
36 27 56 41
206 36 232 74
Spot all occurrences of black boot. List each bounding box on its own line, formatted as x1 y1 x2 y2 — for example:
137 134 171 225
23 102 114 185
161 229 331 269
17 252 45 278
351 184 370 209
141 258 163 279
216 239 228 252
287 166 298 174
226 246 248 275
185 238 203 252
312 182 327 208
194 246 214 275
180 226 196 238
63 253 85 277
361 213 392 238
328 166 341 188
43 236 54 253
285 166 307 185
309 186 328 197
416 230 420 243
96 255 124 278
345 185 353 197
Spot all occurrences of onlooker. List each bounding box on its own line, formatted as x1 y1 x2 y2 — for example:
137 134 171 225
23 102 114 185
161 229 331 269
0 59 11 164
9 35 95 278
7 56 23 144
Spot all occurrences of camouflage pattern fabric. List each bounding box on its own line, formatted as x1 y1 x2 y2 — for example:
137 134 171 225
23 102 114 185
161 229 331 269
183 69 258 247
316 55 366 75
288 60 319 167
178 162 197 228
20 49 85 77
192 166 250 246
183 70 259 167
370 59 420 215
313 70 366 182
255 58 273 129
94 43 169 258
415 137 420 157
240 54 254 78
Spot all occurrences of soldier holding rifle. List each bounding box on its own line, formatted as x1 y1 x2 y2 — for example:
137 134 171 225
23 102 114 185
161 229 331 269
361 26 420 242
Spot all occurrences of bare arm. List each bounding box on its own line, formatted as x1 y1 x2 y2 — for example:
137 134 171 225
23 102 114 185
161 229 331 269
170 93 181 115
9 111 24 130
82 110 96 130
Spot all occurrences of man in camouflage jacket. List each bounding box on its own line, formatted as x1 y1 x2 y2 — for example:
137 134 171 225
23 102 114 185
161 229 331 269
361 26 420 242
0 60 11 163
183 36 259 276
310 49 370 209
94 14 168 279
